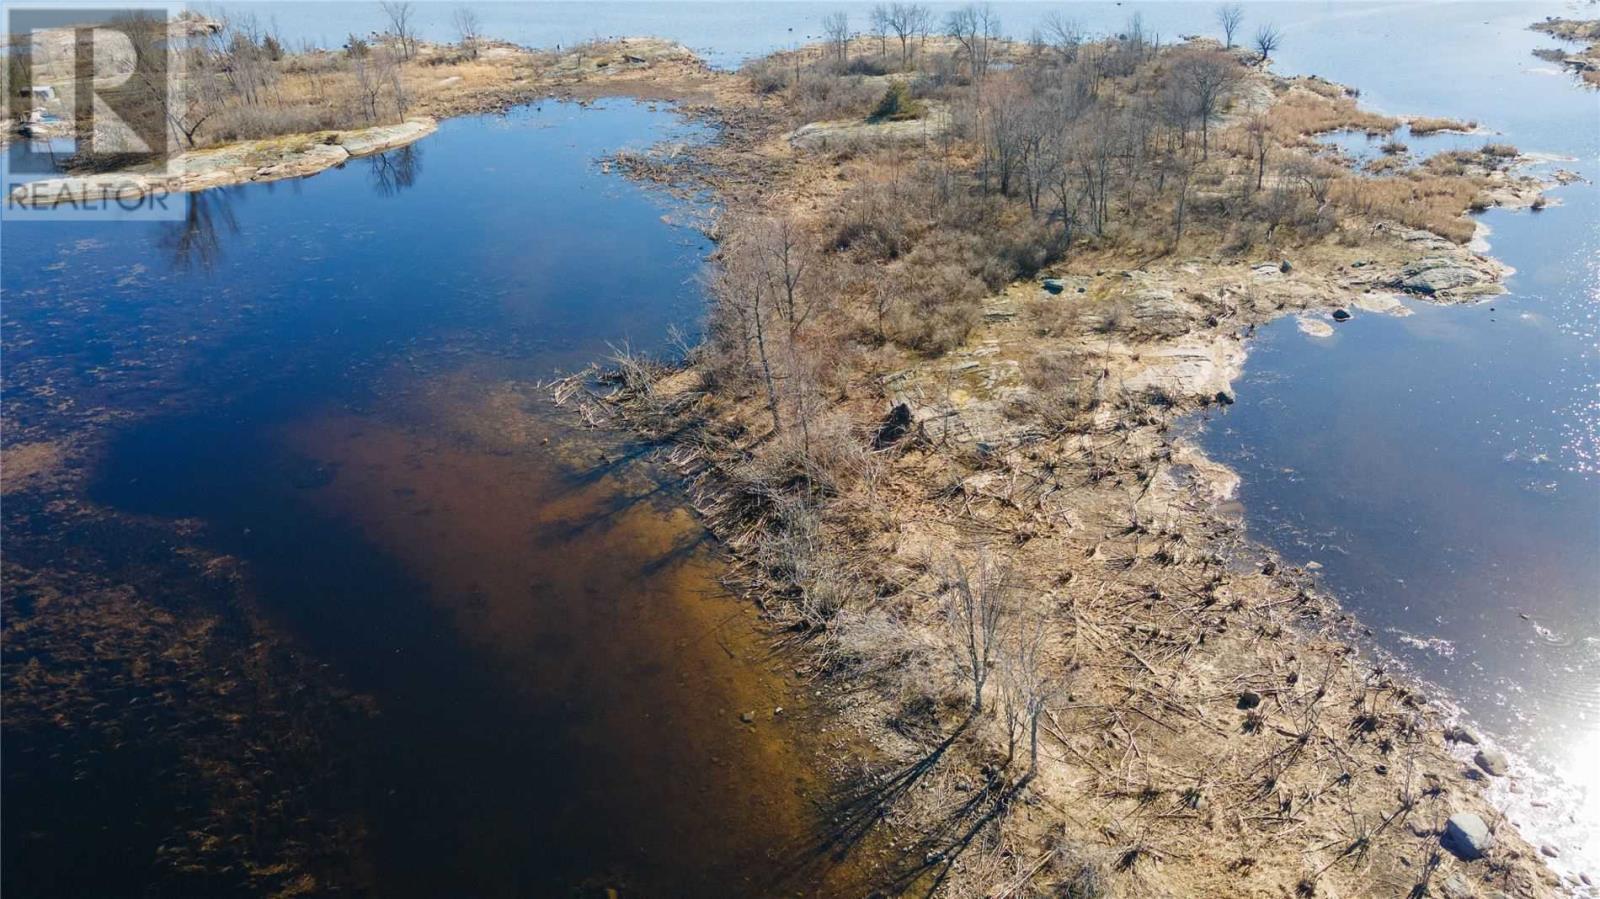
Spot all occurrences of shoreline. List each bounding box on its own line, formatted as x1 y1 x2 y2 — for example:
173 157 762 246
6 21 1585 896
552 37 1579 899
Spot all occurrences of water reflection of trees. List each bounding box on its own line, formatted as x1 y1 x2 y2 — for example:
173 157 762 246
160 187 240 272
368 145 422 197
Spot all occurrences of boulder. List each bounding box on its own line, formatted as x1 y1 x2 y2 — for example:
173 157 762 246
1473 747 1508 777
1442 812 1492 860
1331 308 1352 322
1042 278 1065 294
1395 257 1483 295
1445 725 1481 745
1237 690 1262 710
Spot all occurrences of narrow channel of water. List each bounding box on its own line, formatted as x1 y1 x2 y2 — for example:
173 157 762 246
2 102 875 894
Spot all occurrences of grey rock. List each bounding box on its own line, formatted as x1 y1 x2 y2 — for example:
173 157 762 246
1123 286 1205 338
1474 747 1509 777
1539 844 1558 858
1442 812 1493 860
1395 257 1483 294
1445 725 1481 745
1042 278 1065 294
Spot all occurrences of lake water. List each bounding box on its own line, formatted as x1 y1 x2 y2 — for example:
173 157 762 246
1 101 884 895
5 0 1597 888
223 0 1600 873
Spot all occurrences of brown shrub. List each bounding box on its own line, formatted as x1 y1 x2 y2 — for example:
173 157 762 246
888 262 985 355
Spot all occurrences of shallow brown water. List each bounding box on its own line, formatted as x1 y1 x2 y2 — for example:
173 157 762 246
278 387 865 896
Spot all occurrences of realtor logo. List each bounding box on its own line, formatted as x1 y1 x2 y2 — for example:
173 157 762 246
4 3 185 220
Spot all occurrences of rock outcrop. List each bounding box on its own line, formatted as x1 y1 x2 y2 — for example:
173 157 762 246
9 119 438 208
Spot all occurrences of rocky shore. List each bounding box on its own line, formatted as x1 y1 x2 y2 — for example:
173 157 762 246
8 119 437 207
553 35 1579 899
1530 17 1600 87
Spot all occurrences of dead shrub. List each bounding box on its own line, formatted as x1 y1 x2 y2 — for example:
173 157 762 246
833 189 915 260
1019 351 1101 430
888 262 986 355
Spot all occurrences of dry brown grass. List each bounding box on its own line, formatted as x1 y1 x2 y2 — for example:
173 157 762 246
1268 86 1399 136
1331 172 1482 243
1408 115 1477 135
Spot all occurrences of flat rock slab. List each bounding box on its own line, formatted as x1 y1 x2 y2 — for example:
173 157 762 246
10 118 438 207
336 119 438 157
788 104 950 151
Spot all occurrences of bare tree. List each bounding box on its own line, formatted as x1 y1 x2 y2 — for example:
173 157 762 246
1216 3 1244 50
886 3 930 70
379 0 417 60
125 18 219 149
214 13 277 108
354 48 405 123
945 553 1012 714
1175 48 1240 159
1041 11 1083 65
1169 152 1196 251
945 3 1001 84
754 216 815 337
822 11 850 65
1254 23 1283 63
1245 113 1270 192
708 232 784 434
869 4 891 58
353 53 384 122
1000 602 1061 778
383 47 409 117
453 6 482 58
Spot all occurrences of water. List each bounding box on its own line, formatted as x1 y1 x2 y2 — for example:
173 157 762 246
2 101 875 895
5 0 1597 885
1194 1 1600 874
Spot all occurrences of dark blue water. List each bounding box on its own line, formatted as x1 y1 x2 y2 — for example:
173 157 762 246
3 101 872 896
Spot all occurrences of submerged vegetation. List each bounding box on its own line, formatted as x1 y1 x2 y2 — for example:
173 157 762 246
2 2 1578 896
